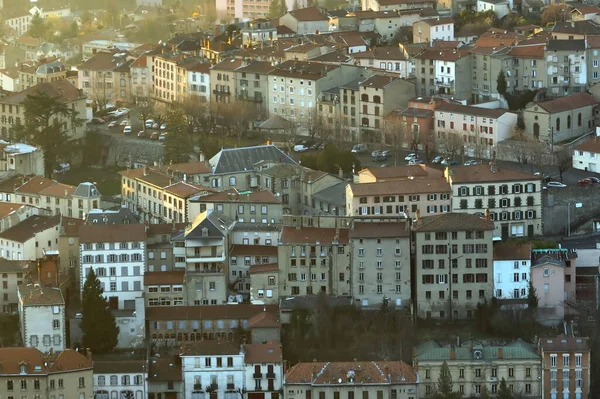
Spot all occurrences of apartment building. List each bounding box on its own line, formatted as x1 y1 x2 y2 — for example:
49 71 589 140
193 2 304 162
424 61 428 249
434 101 518 159
362 0 436 11
279 7 329 35
539 337 590 399
523 93 598 144
17 58 69 91
285 361 418 399
244 343 283 399
0 80 87 142
210 58 244 106
119 164 213 223
0 214 60 261
249 263 279 305
79 223 146 310
469 46 508 103
572 137 600 172
241 19 278 44
346 177 451 217
492 242 532 299
234 61 274 119
503 44 546 94
228 245 278 296
144 270 186 307
413 213 495 320
189 190 282 225
0 347 93 398
357 164 444 183
171 210 235 306
587 37 600 87
413 18 455 44
445 163 543 239
414 49 472 100
17 283 66 352
545 40 587 97
351 46 412 78
78 51 133 106
415 340 541 397
146 222 185 272
358 74 415 142
0 258 26 313
130 52 152 101
93 358 147 399
349 218 411 308
188 61 211 103
278 221 351 297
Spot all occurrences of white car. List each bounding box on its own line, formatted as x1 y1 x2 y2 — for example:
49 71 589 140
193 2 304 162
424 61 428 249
145 119 155 128
160 123 168 130
546 181 567 188
117 108 130 115
158 132 168 141
123 126 132 134
404 153 416 161
351 143 368 153
294 144 309 152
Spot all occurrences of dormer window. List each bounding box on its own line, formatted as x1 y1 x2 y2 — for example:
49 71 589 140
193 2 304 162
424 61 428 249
20 364 27 374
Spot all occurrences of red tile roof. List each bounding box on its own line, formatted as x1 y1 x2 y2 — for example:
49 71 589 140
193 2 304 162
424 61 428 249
248 311 280 328
507 44 545 58
181 340 240 356
230 245 278 256
349 178 451 196
449 164 540 183
18 284 64 306
0 214 60 242
280 226 349 245
413 213 494 232
0 348 91 375
285 361 417 384
78 223 147 244
493 242 532 260
244 343 282 364
534 93 598 113
47 349 93 373
249 263 279 274
144 271 185 285
574 137 600 153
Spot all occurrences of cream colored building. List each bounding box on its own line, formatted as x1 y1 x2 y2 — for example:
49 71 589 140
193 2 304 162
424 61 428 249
210 58 244 106
445 164 543 239
78 51 133 107
0 258 27 313
17 59 70 92
285 361 418 399
279 7 329 36
413 213 495 320
415 340 541 397
249 263 279 305
0 214 60 261
350 218 411 308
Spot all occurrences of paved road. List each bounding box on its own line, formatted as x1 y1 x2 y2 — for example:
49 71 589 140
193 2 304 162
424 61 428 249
89 110 163 142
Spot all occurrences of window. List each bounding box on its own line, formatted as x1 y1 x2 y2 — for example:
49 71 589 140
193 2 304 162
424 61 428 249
550 354 557 367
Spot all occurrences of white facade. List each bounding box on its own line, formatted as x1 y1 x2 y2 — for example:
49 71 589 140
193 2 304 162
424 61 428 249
572 143 600 172
93 368 148 399
231 228 280 246
413 20 455 44
18 288 66 353
5 15 32 38
188 70 210 103
244 362 283 397
477 0 510 19
0 220 59 261
494 259 532 299
80 239 145 310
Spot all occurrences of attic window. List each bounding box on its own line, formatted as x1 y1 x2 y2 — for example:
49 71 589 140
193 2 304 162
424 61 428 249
201 227 209 237
20 364 27 374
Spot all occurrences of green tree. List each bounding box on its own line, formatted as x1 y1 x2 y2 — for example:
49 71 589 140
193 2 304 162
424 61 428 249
80 269 119 354
497 69 507 97
163 107 193 164
480 384 492 399
497 377 512 399
27 12 47 39
279 0 288 14
431 361 461 399
293 0 300 9
267 0 282 17
527 280 539 309
13 91 84 178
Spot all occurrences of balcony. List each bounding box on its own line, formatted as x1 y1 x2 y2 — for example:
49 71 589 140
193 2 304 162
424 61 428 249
207 384 218 392
227 383 235 390
194 384 203 391
266 372 276 379
253 372 263 379
435 79 454 87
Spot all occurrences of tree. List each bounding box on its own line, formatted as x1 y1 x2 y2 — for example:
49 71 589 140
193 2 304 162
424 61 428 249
497 70 507 97
163 105 194 164
293 0 300 9
542 3 569 25
431 361 461 399
27 12 47 39
13 91 84 178
480 384 492 399
279 0 288 14
554 147 571 182
267 0 282 17
497 377 512 399
437 132 464 160
527 280 539 309
80 269 119 354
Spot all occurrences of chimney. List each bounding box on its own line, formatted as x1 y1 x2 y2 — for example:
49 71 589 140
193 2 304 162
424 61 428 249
484 208 490 221
414 208 420 221
489 160 497 173
450 348 456 359
498 348 503 359
143 166 149 176
86 348 92 361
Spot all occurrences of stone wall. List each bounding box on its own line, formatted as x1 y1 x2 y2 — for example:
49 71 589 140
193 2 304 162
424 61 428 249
98 133 164 167
543 185 600 235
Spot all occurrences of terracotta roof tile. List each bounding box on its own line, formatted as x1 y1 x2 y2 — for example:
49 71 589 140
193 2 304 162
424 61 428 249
419 17 454 26
574 138 600 153
1 80 84 104
144 271 185 285
78 51 131 71
181 340 240 356
248 311 279 328
414 48 470 62
244 343 282 363
18 284 64 306
230 245 278 256
534 93 598 113
249 263 279 274
280 226 349 245
192 189 280 204
349 178 451 196
493 242 532 260
148 355 182 382
448 164 540 183
39 182 76 198
212 58 244 71
61 217 85 236
0 214 60 242
0 202 25 218
268 60 340 80
540 336 589 352
359 74 400 89
507 44 544 58
47 349 93 373
285 361 417 384
78 223 147 244
413 213 494 232
15 175 58 194
163 182 212 198
360 165 442 181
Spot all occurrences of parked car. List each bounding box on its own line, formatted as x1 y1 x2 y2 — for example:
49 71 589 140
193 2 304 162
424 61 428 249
371 150 381 157
119 119 129 127
578 178 594 185
432 156 443 164
381 150 391 158
158 132 168 141
91 117 105 124
294 144 309 152
404 153 417 161
123 126 132 135
351 143 368 153
152 122 159 129
150 132 160 140
372 153 387 162
546 181 567 188
137 131 145 138
464 159 479 166
160 123 168 130
587 177 600 183
117 107 130 115
145 119 155 128
53 163 70 174
408 159 424 165
108 121 119 128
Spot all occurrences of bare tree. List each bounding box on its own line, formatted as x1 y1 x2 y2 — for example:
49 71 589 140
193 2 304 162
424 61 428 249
423 129 437 162
554 147 572 182
90 71 111 111
302 107 326 140
437 131 463 160
382 118 407 165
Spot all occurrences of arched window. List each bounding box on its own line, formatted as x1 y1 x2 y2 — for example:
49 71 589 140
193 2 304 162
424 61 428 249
373 95 381 103
578 112 582 127
110 375 118 386
533 123 539 139
229 176 236 186
98 376 105 386
567 115 571 129
556 118 561 131
361 93 368 101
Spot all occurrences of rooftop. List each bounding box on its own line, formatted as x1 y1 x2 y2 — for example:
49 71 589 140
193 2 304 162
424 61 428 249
209 145 297 175
360 164 443 181
436 101 511 118
192 189 280 204
244 343 282 364
493 242 532 261
1 80 84 105
78 223 146 244
350 221 410 238
288 7 328 22
285 361 417 384
448 164 540 183
349 178 451 196
248 310 280 328
359 74 400 89
413 213 494 232
280 226 349 245
181 340 240 356
574 138 600 153
146 304 278 321
540 336 589 352
0 348 91 375
268 60 340 80
18 284 64 306
0 214 60 243
531 93 598 114
415 339 539 361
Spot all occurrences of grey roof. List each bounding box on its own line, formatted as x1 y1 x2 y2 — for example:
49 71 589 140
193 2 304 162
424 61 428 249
312 181 348 206
552 20 600 34
340 78 362 90
72 182 101 198
546 39 586 51
173 210 234 240
86 208 139 225
208 145 297 174
532 254 566 268
0 258 28 273
258 115 294 130
415 340 539 361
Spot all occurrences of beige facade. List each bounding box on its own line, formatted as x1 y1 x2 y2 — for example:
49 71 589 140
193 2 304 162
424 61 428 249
210 58 243 106
413 213 495 320
144 271 186 307
0 259 26 313
78 51 132 107
446 164 543 239
17 59 70 92
415 49 472 101
415 340 541 398
540 337 590 399
234 61 274 120
470 47 508 103
249 263 279 305
228 245 278 297
278 8 329 36
350 218 411 308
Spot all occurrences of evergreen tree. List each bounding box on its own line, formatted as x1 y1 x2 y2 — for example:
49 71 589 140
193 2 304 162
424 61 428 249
432 361 461 399
80 269 119 354
268 0 282 17
497 377 512 399
27 12 46 39
279 0 289 14
527 280 539 309
293 0 300 10
496 69 507 97
480 384 492 399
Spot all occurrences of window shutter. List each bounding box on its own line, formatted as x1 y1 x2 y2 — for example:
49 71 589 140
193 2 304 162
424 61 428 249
533 210 537 219
506 198 511 207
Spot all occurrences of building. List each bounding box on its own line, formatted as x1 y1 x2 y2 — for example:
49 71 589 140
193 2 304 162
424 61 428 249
413 18 455 44
130 52 152 101
93 358 147 399
171 210 235 306
284 361 418 399
234 61 274 120
151 53 204 104
522 93 598 144
241 19 278 44
147 354 183 399
17 283 66 352
545 40 587 97
278 220 351 297
210 58 244 106
350 46 412 78
434 101 518 159
0 214 61 260
17 58 70 91
79 223 146 310
0 258 27 313
445 163 543 239
249 263 279 305
349 218 411 308
144 270 186 307
414 48 472 100
244 343 283 399
146 222 185 272
346 177 452 217
539 337 590 399
228 245 278 297
188 61 211 104
78 51 133 107
279 7 329 35
58 216 84 285
492 242 532 299
0 347 93 398
0 80 87 142
1 143 44 176
477 0 511 19
0 201 40 233
414 340 541 397
413 213 495 320
572 137 600 172
362 0 436 11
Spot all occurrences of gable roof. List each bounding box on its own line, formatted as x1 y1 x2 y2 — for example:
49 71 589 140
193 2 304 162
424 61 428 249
532 93 598 114
280 226 349 245
174 210 234 240
413 213 494 232
574 138 600 153
1 80 84 104
244 343 282 364
18 284 64 306
349 178 451 196
78 223 146 244
285 361 417 384
493 242 532 261
209 145 297 174
540 336 589 352
289 7 328 22
436 101 511 118
448 164 540 183
0 214 60 242
0 348 92 375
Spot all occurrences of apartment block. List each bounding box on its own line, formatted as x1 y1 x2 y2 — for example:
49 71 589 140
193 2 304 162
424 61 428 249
228 245 278 297
144 271 186 307
188 190 282 225
351 46 412 78
545 40 587 97
492 242 532 299
413 18 455 44
234 61 274 119
210 58 244 106
0 258 26 313
413 213 494 320
539 337 590 399
17 58 70 91
0 214 60 261
445 164 543 239
414 48 472 101
78 51 133 106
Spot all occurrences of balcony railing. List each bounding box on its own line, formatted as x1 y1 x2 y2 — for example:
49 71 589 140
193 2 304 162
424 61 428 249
253 372 263 379
194 384 202 391
266 372 276 379
227 383 235 390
